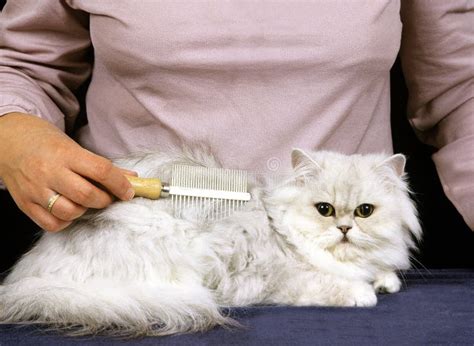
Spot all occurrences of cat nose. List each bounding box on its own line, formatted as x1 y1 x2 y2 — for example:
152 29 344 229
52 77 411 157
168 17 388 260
337 225 352 234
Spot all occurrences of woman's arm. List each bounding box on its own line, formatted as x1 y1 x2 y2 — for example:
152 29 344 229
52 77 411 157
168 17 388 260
0 1 134 232
0 0 91 130
400 0 474 230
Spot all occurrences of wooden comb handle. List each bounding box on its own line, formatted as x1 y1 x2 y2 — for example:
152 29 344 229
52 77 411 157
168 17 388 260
125 176 163 200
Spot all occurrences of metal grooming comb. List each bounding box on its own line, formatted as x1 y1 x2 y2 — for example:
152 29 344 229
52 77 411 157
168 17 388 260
126 165 251 220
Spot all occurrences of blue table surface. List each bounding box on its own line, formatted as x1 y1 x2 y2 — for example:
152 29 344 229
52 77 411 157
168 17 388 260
0 269 473 346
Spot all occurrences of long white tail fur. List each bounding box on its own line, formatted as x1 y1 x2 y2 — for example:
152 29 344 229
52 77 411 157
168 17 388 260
0 277 238 336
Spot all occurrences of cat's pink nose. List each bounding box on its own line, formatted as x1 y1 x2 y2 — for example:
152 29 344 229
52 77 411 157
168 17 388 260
337 225 352 234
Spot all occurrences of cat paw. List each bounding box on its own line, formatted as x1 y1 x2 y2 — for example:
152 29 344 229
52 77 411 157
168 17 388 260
353 289 377 307
346 283 377 307
373 272 401 294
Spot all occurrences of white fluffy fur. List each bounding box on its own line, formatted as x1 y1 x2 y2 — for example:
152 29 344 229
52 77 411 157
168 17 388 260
0 148 421 336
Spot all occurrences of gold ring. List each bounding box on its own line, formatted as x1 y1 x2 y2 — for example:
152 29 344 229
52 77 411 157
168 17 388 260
46 193 61 213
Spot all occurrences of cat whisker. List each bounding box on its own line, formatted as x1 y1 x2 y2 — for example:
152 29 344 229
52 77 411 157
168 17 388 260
390 263 408 289
408 256 432 282
351 235 382 250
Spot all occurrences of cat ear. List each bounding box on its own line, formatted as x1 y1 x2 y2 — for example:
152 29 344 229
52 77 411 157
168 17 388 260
291 148 321 171
378 154 406 177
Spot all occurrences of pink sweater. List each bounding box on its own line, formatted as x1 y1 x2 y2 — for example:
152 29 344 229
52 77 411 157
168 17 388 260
0 1 473 229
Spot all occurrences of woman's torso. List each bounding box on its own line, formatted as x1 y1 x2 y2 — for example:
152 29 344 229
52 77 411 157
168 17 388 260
70 0 402 173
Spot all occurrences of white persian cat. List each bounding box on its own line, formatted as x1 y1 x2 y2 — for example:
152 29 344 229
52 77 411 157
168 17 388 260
0 148 421 336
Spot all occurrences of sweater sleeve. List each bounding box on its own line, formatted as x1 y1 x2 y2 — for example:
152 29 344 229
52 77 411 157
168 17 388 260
0 0 92 132
400 1 474 230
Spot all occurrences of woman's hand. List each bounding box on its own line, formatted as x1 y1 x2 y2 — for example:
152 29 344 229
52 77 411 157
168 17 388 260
0 112 136 232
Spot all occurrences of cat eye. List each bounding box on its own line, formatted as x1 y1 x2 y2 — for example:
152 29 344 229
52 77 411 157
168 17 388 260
354 204 375 218
315 202 335 217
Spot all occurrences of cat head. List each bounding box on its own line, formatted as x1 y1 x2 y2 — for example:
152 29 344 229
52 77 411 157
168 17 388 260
266 149 422 275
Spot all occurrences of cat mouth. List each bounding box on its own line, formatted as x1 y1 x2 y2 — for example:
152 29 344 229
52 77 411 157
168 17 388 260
340 235 350 244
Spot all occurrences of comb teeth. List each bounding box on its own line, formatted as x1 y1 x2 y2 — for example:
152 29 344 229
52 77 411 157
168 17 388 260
170 165 250 221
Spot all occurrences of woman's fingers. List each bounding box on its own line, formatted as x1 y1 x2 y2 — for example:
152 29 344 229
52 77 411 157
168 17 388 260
2 176 69 232
43 189 88 221
48 169 114 209
70 151 135 201
24 202 73 233
119 168 138 177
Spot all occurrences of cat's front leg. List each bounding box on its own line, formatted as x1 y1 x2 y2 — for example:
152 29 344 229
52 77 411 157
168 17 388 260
373 271 401 294
283 273 377 307
307 280 377 307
